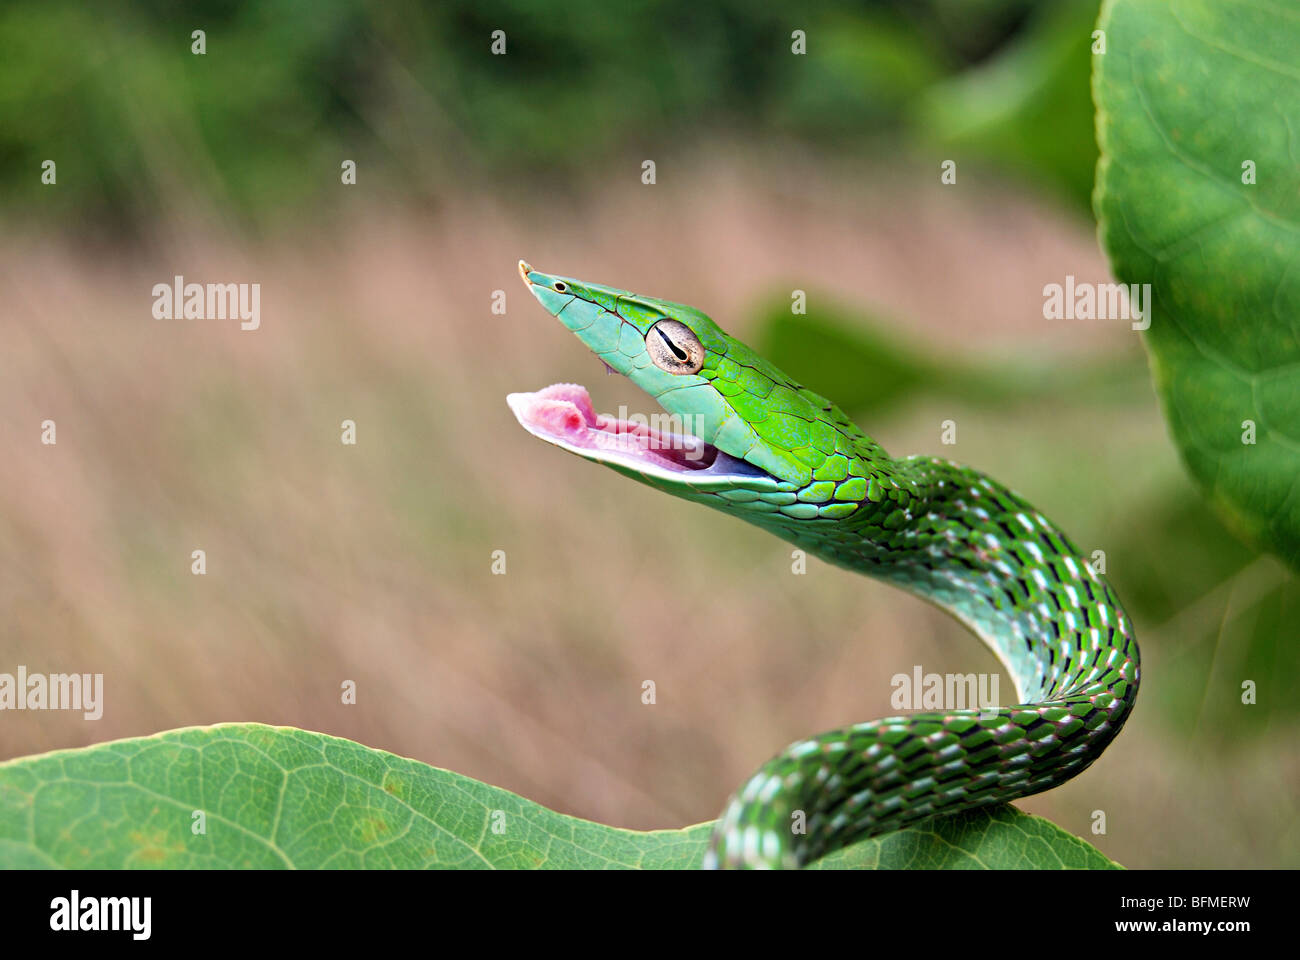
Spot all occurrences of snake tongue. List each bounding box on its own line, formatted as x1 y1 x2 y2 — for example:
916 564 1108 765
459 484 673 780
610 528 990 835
507 383 599 442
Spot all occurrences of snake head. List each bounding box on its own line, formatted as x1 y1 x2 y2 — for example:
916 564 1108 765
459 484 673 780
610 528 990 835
509 261 879 507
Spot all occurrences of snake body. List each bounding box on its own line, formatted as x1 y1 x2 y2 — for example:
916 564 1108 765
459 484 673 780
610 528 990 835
509 262 1139 869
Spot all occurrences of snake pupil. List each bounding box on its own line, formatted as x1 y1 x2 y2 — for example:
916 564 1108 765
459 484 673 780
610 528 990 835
659 329 688 362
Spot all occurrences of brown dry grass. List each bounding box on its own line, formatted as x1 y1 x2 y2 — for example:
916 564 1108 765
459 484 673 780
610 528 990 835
2 154 1294 867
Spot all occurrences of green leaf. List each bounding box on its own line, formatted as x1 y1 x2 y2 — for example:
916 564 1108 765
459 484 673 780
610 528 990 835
812 803 1120 869
1095 0 1300 570
755 298 939 415
0 724 1118 869
754 295 1149 417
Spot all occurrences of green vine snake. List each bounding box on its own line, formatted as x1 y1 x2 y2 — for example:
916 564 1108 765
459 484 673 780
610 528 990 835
508 261 1139 869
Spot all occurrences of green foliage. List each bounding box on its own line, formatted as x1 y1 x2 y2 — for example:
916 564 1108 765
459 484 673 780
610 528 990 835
755 299 945 414
0 724 1117 869
753 294 1149 417
1095 0 1300 571
0 1 371 229
0 0 1094 230
1108 492 1300 739
770 13 943 139
919 0 1102 212
814 802 1119 869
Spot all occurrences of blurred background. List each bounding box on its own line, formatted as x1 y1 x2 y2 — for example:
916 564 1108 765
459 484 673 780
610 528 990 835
1 0 1296 868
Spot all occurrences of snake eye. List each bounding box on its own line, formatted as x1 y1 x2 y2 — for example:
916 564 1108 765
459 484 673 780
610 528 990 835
646 320 704 375
553 281 568 293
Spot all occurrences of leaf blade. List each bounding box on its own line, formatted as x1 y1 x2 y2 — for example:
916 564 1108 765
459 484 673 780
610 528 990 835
0 724 1118 869
1095 0 1300 570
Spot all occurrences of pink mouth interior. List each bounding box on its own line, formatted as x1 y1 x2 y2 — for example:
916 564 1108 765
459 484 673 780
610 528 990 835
508 383 718 472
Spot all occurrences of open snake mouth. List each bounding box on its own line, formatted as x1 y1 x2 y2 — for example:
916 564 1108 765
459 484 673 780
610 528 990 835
507 382 774 486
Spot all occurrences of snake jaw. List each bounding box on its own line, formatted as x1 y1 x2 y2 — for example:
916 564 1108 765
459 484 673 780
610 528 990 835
507 383 779 490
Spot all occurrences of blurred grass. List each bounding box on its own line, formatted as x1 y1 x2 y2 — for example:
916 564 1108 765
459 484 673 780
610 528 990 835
3 159 1297 867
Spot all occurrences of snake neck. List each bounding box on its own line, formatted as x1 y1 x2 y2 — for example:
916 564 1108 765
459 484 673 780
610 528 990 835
716 451 1136 702
701 452 1140 868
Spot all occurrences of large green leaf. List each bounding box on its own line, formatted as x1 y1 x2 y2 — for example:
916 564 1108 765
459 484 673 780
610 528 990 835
0 724 1118 869
1095 0 1300 570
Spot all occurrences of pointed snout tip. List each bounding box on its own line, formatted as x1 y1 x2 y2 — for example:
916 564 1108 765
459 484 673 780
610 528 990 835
517 259 533 284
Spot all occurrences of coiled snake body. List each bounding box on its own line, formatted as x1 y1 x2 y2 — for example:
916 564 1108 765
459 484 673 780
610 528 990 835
508 262 1139 869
